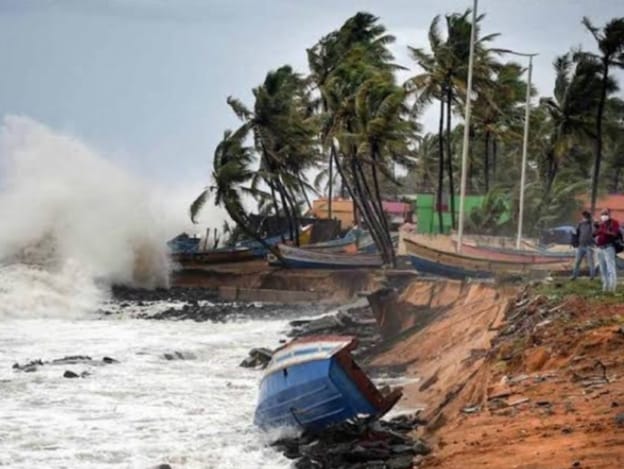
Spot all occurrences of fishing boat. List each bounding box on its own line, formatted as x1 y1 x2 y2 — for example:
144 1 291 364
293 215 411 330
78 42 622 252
267 244 383 269
450 240 573 263
303 230 358 253
404 235 571 279
254 335 402 432
171 247 255 265
236 225 313 257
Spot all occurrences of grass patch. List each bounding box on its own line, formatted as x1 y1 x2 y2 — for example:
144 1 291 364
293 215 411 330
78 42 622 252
535 278 624 304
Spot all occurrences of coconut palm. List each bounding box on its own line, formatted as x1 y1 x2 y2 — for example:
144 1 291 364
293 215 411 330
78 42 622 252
472 62 526 191
309 13 411 265
539 53 609 196
408 10 499 231
227 65 320 245
308 12 401 221
580 17 624 215
189 129 278 256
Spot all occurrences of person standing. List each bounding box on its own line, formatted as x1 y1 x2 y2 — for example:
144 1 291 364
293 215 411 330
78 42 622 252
571 210 595 280
594 208 619 292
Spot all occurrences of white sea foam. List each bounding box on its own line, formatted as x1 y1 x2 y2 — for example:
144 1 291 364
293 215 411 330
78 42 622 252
0 115 224 318
0 115 171 290
0 313 292 469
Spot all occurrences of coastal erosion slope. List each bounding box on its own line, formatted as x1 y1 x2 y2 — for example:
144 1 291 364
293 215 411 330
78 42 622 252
369 280 513 417
368 279 624 468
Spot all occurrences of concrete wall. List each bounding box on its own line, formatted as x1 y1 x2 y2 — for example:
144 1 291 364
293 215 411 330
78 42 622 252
218 286 325 303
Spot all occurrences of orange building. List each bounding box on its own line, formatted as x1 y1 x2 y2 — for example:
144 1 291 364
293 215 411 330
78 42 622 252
583 194 624 221
310 198 413 230
310 198 355 229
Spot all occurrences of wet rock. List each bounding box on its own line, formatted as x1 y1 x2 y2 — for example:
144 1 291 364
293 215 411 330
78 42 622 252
345 445 391 462
163 351 196 361
63 370 80 378
271 415 428 469
13 359 44 372
52 355 93 365
239 347 273 369
412 439 432 456
387 455 415 469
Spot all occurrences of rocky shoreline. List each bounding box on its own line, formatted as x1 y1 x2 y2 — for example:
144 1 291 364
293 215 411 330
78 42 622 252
105 285 425 468
105 285 335 322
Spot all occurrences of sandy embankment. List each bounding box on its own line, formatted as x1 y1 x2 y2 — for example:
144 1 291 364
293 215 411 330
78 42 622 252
369 279 624 468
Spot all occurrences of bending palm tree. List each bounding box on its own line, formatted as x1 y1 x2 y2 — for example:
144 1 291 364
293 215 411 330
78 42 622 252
581 17 624 215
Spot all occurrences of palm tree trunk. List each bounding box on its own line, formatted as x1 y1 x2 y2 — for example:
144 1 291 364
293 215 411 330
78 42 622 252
484 130 491 193
437 97 445 233
284 185 301 246
446 86 456 229
328 146 334 219
298 177 312 211
225 202 282 260
492 138 497 184
352 159 391 264
334 149 388 263
590 61 609 216
371 147 396 266
276 183 294 243
356 153 393 263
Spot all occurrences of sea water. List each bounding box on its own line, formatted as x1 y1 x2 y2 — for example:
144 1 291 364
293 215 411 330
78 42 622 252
0 117 293 468
0 268 294 469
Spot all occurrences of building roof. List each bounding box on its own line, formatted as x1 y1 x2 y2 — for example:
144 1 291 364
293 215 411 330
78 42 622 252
382 201 411 215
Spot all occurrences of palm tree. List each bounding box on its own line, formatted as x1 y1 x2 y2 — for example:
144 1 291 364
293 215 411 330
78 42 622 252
189 129 278 256
472 62 526 191
309 12 411 265
308 12 400 222
408 10 499 231
227 65 320 245
580 16 624 215
539 53 607 197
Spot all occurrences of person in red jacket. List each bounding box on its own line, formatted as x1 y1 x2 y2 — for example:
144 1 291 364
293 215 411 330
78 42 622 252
594 208 619 292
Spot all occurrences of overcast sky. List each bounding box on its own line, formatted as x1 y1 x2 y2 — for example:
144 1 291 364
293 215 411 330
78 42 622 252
1 0 622 198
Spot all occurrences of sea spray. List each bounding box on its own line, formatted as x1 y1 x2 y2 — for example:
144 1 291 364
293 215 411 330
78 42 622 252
0 116 177 316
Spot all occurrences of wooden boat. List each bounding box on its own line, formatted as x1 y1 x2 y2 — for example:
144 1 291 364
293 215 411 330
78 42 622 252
236 225 313 257
404 235 571 279
254 335 402 432
268 244 383 269
303 230 358 253
304 241 358 254
171 247 255 265
450 240 573 263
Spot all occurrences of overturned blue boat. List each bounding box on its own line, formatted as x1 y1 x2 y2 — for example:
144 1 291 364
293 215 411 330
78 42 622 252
254 336 402 433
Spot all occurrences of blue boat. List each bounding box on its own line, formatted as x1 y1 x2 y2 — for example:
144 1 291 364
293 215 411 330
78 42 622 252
267 244 383 269
254 336 402 432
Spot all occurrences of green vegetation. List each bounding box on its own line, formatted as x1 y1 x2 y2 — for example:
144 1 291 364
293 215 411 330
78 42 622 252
536 278 624 303
191 9 624 260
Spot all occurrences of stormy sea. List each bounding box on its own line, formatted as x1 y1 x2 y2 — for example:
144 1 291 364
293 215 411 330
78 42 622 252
0 116 312 468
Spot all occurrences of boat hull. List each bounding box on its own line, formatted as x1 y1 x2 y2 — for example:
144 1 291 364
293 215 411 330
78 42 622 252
254 336 401 432
171 248 255 265
268 245 383 269
454 241 573 263
404 235 571 279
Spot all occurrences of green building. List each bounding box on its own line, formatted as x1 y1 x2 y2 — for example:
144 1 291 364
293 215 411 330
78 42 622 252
413 194 507 234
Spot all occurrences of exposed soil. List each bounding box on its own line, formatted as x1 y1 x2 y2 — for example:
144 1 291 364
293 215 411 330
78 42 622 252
370 279 624 468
